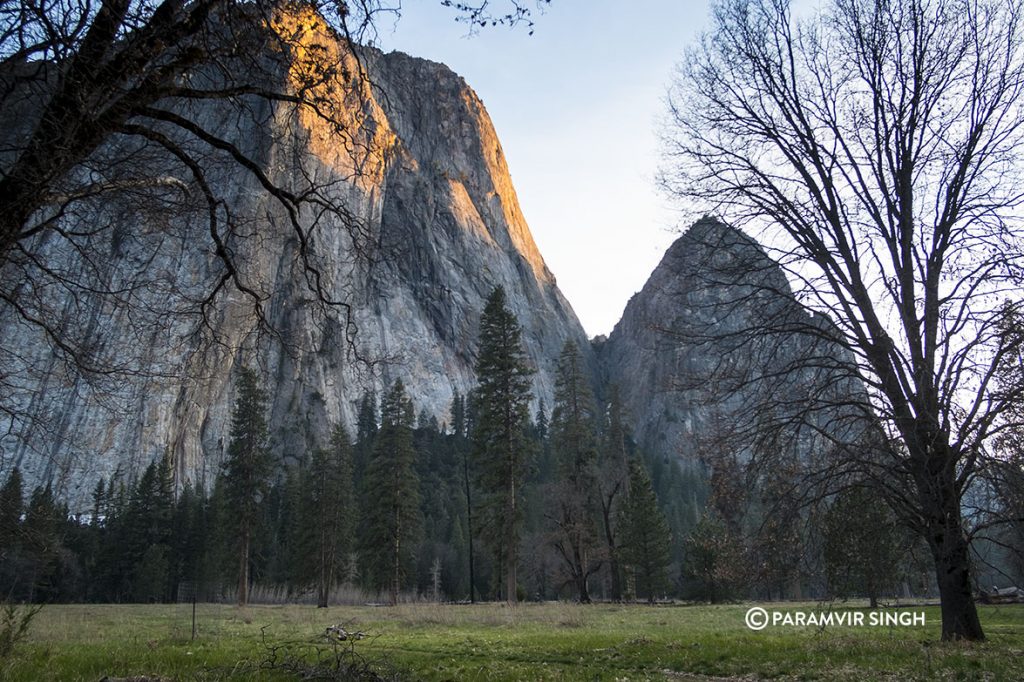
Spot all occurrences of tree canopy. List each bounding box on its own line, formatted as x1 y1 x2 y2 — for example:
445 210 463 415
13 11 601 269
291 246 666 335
664 0 1024 640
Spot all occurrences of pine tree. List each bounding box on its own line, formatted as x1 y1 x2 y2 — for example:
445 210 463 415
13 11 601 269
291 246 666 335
301 423 355 607
549 340 601 603
822 485 904 607
263 466 302 588
451 390 477 601
599 385 629 601
360 379 421 605
451 391 466 439
0 468 24 598
22 484 61 602
92 469 130 601
682 512 746 603
171 482 207 601
472 286 534 605
534 399 555 482
89 478 105 528
620 460 672 603
123 456 174 602
353 391 378 486
221 365 272 606
0 468 23 550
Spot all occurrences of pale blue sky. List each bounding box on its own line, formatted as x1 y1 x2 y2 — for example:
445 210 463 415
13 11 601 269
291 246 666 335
376 1 712 337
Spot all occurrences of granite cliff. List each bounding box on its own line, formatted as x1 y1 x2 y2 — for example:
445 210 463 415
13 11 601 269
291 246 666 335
0 13 861 505
0 12 589 501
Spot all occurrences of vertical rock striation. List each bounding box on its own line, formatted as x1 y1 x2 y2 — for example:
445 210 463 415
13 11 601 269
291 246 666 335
0 13 589 503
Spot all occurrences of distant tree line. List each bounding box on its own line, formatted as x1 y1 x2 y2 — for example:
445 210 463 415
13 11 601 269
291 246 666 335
1 287 986 606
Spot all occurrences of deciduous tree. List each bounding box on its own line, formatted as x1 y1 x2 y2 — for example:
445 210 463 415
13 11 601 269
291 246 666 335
664 0 1024 639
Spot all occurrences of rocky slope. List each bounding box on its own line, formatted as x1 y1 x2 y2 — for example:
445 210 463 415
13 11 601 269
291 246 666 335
0 11 590 502
600 217 866 466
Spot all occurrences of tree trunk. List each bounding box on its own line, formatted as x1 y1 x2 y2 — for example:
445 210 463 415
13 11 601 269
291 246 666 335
506 436 517 605
929 521 984 640
317 532 330 609
506 485 517 605
391 508 402 606
464 451 476 603
914 439 985 641
577 577 591 603
575 544 591 604
318 585 328 608
601 491 622 601
237 529 249 607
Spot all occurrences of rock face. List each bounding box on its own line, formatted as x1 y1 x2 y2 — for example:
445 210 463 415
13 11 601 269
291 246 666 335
0 13 589 503
0 13 860 507
601 217 865 466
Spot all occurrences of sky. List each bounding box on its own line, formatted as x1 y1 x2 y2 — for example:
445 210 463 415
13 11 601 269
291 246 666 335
375 0 712 337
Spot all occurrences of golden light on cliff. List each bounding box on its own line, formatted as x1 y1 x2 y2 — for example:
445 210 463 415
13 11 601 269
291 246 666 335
268 5 395 186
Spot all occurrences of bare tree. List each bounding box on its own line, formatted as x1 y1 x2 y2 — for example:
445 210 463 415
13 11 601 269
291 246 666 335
663 0 1024 640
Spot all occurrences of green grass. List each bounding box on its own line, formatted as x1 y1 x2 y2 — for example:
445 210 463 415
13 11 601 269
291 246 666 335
2 601 1022 680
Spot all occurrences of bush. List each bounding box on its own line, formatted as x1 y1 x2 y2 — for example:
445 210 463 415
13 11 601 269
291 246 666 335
0 601 41 659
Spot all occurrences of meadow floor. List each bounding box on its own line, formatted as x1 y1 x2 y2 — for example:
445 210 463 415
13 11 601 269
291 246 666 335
3 600 1023 680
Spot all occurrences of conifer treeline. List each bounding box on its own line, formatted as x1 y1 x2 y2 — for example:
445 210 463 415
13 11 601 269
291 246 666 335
0 287 703 605
0 288 930 606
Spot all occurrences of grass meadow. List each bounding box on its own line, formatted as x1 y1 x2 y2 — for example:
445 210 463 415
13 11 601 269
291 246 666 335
2 601 1022 680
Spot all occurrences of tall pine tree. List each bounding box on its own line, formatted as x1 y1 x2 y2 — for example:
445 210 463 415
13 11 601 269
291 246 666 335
221 365 272 606
472 286 534 605
301 423 355 607
549 340 601 603
620 459 672 603
360 379 420 605
22 484 61 602
822 485 904 607
451 390 478 602
123 454 174 602
0 468 24 598
0 468 23 551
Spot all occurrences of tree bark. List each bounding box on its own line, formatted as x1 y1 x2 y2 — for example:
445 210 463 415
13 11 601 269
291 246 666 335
574 544 591 604
912 438 985 641
463 450 476 603
601 490 621 601
926 499 985 640
391 506 401 606
506 475 517 605
237 529 249 607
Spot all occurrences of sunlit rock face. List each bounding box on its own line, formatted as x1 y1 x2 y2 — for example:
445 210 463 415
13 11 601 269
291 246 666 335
600 217 867 467
1 11 860 508
0 10 589 504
